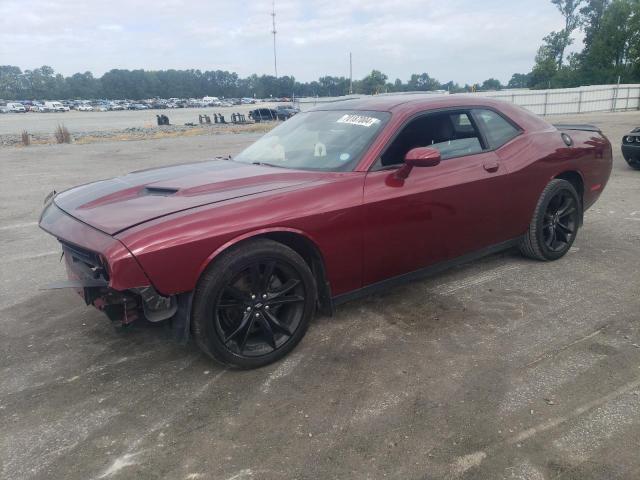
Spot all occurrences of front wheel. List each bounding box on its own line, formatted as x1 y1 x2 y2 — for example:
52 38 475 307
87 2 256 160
624 156 640 170
192 239 317 369
520 179 581 261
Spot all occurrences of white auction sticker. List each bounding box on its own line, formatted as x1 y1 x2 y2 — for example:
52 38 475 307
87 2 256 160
336 114 380 128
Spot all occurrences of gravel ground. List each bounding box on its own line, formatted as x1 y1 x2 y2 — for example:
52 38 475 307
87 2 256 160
0 122 274 148
1 111 639 480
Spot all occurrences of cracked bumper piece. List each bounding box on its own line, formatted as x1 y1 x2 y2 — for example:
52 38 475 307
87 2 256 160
39 202 177 325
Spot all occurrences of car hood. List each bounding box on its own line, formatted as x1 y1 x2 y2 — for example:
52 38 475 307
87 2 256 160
54 160 326 235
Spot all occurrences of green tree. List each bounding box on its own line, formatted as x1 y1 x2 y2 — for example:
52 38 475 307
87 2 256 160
406 73 440 91
359 70 388 95
507 73 532 88
551 0 586 67
481 78 502 90
580 0 640 83
530 36 563 88
580 0 612 54
0 65 25 99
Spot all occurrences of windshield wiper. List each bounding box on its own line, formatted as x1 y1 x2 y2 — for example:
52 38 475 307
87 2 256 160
251 161 286 169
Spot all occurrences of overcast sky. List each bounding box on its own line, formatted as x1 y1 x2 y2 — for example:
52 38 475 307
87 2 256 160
0 0 582 85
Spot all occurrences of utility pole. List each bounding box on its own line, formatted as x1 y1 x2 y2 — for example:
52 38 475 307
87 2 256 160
271 0 278 78
349 52 353 95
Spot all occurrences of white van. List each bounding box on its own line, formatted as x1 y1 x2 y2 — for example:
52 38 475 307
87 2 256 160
7 102 26 113
203 96 221 106
44 101 66 112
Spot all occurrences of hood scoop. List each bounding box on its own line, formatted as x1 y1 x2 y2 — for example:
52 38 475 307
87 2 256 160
143 186 179 196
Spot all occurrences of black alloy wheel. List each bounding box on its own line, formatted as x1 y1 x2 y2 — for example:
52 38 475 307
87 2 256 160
215 259 306 357
192 239 317 368
520 179 581 261
542 190 579 252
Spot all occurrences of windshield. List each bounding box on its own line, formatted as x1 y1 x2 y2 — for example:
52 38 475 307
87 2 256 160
234 110 390 172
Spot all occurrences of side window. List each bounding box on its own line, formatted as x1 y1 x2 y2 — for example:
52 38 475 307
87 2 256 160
380 111 484 166
473 109 520 149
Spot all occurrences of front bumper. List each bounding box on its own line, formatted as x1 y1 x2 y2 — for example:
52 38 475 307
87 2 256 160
622 143 640 163
39 202 177 325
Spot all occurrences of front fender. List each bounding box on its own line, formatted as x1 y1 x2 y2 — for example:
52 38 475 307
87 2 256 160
193 226 322 283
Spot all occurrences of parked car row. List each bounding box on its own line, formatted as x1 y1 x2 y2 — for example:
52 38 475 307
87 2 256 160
0 97 294 113
0 101 71 113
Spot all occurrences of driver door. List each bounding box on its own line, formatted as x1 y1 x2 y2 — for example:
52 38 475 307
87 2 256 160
362 110 511 286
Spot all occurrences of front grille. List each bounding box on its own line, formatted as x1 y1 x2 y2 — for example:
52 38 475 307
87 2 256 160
60 240 109 281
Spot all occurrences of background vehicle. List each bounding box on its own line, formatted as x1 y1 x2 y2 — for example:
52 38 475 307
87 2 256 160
203 96 221 107
29 102 46 112
39 95 612 369
249 108 279 122
76 104 94 111
6 102 26 113
622 128 640 170
44 101 66 112
275 105 300 120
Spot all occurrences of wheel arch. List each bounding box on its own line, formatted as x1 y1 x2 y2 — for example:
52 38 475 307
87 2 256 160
196 228 334 316
553 170 584 225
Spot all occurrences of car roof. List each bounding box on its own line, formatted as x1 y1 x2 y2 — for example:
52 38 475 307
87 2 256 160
308 93 550 131
309 93 513 112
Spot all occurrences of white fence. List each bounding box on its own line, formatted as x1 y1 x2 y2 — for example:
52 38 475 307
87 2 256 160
472 84 640 115
296 84 640 116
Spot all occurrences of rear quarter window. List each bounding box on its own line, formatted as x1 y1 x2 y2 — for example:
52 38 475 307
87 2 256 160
474 109 521 149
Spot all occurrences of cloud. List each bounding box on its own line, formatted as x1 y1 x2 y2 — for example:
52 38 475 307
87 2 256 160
0 0 578 85
98 24 124 32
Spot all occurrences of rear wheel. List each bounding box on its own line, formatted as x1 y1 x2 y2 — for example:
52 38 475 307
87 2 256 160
192 239 317 369
520 179 581 261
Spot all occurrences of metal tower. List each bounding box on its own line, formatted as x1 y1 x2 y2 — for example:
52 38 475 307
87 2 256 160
271 0 278 78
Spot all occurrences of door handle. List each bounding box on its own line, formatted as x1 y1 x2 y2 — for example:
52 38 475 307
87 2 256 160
483 160 499 173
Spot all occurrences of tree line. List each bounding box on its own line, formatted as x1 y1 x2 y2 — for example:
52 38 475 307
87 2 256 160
512 0 640 88
0 65 502 101
1 0 637 101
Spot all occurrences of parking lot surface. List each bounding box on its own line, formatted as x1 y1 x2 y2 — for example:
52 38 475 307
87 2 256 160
1 111 639 480
0 103 283 136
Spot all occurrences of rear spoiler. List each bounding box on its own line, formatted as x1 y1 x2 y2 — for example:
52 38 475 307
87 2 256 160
553 123 601 133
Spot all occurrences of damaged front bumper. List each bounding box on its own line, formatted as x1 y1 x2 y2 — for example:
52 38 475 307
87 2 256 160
39 201 179 327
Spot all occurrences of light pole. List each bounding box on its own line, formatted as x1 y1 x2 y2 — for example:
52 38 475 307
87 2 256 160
349 52 353 95
271 0 278 78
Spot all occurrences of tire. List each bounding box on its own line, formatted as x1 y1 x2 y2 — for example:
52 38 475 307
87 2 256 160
519 179 582 261
192 239 317 369
625 157 640 170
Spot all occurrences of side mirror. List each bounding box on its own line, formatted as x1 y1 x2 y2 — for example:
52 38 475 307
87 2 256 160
405 147 441 167
395 147 441 180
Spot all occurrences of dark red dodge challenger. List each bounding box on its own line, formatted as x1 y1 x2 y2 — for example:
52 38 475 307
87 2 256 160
40 95 612 368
